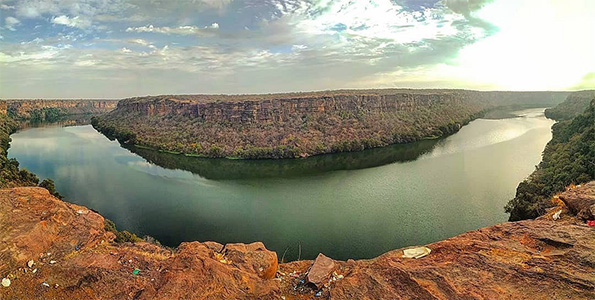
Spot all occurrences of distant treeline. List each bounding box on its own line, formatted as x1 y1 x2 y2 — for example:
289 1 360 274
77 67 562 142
8 107 69 123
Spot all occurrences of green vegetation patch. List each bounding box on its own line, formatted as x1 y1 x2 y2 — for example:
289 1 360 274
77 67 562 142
0 114 40 188
506 99 595 221
104 219 143 243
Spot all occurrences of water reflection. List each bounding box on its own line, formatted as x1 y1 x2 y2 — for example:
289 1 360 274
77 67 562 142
125 139 440 180
18 114 99 129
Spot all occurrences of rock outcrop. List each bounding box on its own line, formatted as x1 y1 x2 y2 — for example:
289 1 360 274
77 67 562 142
1 182 593 299
93 89 568 159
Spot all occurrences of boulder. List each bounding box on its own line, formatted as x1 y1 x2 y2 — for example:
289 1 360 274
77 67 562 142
306 253 335 289
559 182 595 220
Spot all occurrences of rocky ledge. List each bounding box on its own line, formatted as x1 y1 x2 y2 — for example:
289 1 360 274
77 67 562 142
1 183 594 299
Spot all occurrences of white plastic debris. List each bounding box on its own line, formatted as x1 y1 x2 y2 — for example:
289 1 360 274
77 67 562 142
402 246 432 259
49 260 57 264
1 278 10 287
552 210 562 220
27 260 34 268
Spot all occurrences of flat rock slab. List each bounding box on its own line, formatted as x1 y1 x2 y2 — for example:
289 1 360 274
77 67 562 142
306 253 336 289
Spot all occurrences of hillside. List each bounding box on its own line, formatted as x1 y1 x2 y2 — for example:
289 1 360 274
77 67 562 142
0 113 39 188
5 100 118 122
506 97 595 221
92 90 567 159
545 90 595 121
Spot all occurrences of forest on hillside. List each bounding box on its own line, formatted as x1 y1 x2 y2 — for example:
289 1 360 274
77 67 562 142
506 99 595 221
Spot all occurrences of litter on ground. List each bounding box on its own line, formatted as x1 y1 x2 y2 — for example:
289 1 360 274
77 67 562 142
402 246 431 259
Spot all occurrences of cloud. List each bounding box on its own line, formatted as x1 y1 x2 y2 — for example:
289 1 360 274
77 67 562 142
445 0 497 33
6 0 588 98
4 16 20 31
125 23 220 36
0 45 63 63
51 15 91 29
128 38 151 46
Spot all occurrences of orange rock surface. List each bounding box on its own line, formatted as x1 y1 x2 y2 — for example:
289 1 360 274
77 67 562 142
1 183 594 299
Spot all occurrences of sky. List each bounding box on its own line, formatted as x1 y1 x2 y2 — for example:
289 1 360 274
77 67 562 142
0 0 594 98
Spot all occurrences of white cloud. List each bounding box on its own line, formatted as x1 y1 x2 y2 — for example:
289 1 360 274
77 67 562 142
129 38 150 46
0 47 60 63
74 59 99 66
125 23 220 36
5 16 20 31
51 15 91 29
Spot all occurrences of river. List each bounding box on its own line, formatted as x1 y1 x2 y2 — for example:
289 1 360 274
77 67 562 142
8 108 554 260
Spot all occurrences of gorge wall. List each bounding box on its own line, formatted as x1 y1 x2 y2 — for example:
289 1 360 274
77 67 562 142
94 89 568 159
111 90 567 123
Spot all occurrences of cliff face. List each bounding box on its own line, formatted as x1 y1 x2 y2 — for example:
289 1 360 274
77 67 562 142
119 93 472 123
94 90 567 159
6 100 118 119
115 90 567 123
0 183 593 300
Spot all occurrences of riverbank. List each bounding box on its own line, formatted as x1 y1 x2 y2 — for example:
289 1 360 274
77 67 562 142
0 183 593 299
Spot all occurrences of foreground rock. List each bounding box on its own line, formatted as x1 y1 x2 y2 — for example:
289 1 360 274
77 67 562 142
1 184 594 299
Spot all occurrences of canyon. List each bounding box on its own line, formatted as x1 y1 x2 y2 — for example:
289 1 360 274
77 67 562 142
93 90 568 158
1 92 593 299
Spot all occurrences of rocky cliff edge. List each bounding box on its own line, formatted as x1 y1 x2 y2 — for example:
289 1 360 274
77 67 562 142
1 182 594 299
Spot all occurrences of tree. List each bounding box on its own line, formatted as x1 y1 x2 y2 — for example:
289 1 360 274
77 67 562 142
39 178 63 199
